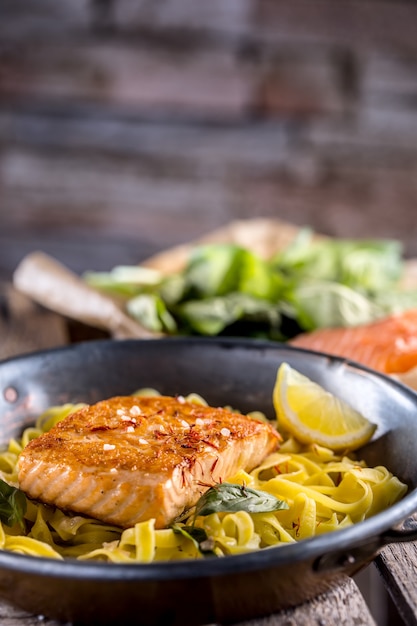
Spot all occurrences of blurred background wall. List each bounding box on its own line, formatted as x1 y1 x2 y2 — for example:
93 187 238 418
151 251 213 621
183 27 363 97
1 0 417 280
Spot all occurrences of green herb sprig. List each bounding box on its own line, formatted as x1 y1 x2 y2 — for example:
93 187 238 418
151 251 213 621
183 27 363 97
0 479 27 530
171 524 216 557
172 483 288 557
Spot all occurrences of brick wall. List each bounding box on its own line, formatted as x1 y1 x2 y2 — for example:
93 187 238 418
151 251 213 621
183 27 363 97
1 0 416 278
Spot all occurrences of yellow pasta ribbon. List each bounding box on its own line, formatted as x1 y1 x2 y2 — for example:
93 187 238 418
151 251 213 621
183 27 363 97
4 535 63 559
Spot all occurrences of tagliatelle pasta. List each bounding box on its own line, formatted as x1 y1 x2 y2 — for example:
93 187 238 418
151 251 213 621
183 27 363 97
0 393 408 562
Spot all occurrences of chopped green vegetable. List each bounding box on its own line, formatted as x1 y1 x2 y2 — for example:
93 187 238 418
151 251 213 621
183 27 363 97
0 479 27 529
186 244 245 297
84 266 163 297
272 231 403 292
177 292 282 336
292 281 386 330
83 231 417 339
127 294 177 333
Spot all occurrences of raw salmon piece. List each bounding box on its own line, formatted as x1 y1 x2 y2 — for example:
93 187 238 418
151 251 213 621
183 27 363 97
290 309 417 374
18 395 280 529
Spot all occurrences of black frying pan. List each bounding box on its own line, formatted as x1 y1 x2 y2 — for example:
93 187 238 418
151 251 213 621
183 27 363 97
1 337 417 626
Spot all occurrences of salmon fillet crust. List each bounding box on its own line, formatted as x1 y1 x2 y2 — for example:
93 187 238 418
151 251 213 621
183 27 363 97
18 395 280 529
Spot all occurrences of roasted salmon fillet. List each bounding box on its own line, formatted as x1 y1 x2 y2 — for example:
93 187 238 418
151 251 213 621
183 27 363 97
18 395 280 529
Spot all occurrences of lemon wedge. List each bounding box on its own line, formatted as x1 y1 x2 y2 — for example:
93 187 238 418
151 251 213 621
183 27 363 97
273 362 377 451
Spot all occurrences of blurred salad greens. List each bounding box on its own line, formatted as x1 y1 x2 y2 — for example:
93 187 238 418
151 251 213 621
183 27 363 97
83 230 417 340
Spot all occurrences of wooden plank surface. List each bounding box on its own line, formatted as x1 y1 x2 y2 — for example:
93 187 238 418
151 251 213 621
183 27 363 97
0 282 69 360
376 543 417 626
1 0 417 283
1 107 417 282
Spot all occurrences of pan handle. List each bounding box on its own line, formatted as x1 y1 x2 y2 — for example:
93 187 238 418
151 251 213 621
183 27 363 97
314 520 417 573
378 514 417 546
379 525 417 545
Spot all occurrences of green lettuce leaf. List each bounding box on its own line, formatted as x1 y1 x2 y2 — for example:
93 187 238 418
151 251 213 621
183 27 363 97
127 294 177 333
273 232 403 294
84 266 163 297
185 244 245 297
291 280 386 330
177 292 282 336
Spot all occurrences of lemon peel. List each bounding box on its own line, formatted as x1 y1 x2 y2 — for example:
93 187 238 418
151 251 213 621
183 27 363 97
273 363 377 451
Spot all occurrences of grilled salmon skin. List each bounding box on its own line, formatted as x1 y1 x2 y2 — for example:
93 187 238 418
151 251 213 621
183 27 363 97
18 395 280 529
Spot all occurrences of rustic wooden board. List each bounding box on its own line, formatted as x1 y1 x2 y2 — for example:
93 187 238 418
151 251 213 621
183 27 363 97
376 543 417 626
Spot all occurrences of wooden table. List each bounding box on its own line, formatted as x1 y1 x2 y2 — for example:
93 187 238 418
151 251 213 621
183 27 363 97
0 282 416 626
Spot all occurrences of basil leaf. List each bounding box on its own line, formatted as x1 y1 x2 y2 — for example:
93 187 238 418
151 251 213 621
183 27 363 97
0 479 27 529
171 524 217 557
194 483 289 518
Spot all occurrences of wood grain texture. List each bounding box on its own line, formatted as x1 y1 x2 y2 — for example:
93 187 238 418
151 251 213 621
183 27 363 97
0 602 62 626
376 543 417 626
1 1 416 281
232 576 376 626
0 283 68 360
